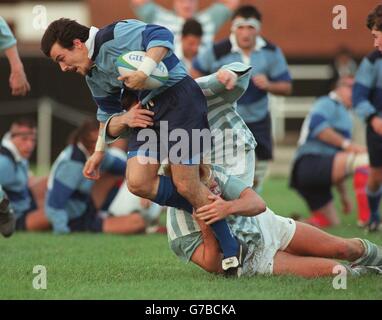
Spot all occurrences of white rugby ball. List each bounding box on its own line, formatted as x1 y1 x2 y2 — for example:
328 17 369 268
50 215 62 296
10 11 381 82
116 51 169 89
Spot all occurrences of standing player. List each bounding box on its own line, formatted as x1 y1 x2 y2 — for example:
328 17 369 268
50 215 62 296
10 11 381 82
191 5 292 193
353 5 382 232
41 18 244 273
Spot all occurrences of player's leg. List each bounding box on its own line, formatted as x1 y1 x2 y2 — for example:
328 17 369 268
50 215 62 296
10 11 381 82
91 172 122 210
284 221 364 261
29 176 48 209
25 208 50 231
102 212 146 234
366 167 382 230
170 164 241 263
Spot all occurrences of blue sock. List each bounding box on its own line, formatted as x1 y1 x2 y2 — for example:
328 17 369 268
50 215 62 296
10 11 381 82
366 187 382 224
153 175 239 258
153 175 193 212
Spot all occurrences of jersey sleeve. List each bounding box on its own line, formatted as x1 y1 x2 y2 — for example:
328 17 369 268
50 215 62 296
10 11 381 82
0 17 16 51
353 57 378 121
308 99 336 138
192 45 215 75
101 151 126 176
141 23 175 52
268 47 292 82
0 156 16 187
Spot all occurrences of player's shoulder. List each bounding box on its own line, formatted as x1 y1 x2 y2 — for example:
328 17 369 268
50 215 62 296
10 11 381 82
261 38 278 52
212 38 233 60
366 50 382 64
60 145 87 165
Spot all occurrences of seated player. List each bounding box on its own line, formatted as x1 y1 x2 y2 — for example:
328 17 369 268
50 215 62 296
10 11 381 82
45 119 154 234
168 163 382 278
289 76 370 228
0 118 50 232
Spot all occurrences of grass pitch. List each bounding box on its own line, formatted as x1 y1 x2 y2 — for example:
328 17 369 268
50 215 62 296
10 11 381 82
1 178 382 300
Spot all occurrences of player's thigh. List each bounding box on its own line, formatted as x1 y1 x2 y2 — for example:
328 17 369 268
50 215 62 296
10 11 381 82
170 164 201 191
332 152 350 184
369 167 382 188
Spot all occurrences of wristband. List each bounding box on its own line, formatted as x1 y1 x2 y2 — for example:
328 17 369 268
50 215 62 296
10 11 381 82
341 139 351 150
95 135 106 152
137 56 157 77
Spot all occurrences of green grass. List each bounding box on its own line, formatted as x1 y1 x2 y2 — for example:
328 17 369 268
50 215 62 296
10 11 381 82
1 178 382 300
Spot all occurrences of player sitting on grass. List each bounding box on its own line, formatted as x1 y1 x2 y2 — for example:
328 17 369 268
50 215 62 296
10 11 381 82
45 119 154 235
0 118 50 233
290 76 369 228
168 163 382 278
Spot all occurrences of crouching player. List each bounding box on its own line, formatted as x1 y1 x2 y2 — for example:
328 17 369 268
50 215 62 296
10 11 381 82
45 119 153 234
290 76 369 228
171 164 382 278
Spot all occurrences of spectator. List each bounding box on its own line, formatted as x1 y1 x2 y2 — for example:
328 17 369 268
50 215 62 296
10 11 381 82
179 18 203 72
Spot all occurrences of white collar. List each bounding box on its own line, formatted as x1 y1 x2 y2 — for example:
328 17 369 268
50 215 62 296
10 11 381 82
85 26 99 60
329 91 344 105
230 34 266 53
1 132 24 162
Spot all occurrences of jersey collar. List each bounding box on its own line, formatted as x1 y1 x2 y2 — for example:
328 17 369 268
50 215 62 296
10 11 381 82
1 133 24 162
85 26 99 61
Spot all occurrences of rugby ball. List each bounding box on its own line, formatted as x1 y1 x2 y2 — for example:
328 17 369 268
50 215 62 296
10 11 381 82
116 51 169 89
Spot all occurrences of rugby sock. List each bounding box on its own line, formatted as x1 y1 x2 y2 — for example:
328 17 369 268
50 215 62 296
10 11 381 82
351 238 382 267
353 167 370 225
366 186 382 225
153 175 193 212
153 176 239 258
306 211 331 228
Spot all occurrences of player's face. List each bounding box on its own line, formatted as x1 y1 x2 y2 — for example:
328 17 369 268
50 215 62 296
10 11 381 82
372 29 382 52
173 0 198 19
11 126 37 159
234 25 257 50
50 40 92 76
181 35 201 59
339 78 354 108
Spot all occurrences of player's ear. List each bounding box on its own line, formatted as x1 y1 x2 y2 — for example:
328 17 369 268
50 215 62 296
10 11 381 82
72 39 83 48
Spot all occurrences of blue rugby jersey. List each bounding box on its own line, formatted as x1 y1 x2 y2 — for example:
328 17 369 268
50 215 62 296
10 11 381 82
353 50 382 121
45 145 126 234
0 16 16 51
295 93 353 160
0 137 33 218
192 36 291 123
85 19 188 123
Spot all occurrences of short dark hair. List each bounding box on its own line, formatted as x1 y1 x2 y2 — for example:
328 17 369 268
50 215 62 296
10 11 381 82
367 5 382 31
182 18 203 38
41 18 90 57
232 5 262 21
11 118 36 130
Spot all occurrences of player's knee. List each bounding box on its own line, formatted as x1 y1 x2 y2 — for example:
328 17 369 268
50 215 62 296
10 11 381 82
127 177 151 198
173 179 195 199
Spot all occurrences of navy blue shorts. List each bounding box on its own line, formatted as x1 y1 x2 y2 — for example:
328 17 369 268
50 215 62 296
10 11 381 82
367 123 382 167
290 154 335 211
246 113 273 161
127 76 210 164
68 201 103 233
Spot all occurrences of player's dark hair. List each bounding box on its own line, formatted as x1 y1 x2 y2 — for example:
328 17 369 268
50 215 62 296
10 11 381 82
11 118 36 130
41 18 90 57
232 5 262 22
367 5 382 31
182 18 203 38
68 119 99 146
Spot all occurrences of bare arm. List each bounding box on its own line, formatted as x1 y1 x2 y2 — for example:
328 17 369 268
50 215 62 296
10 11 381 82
253 75 292 96
317 127 366 153
190 215 223 274
130 0 150 8
195 188 267 225
4 45 30 96
218 0 240 10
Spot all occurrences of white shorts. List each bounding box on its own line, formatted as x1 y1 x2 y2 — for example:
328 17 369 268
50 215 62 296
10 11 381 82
243 208 296 276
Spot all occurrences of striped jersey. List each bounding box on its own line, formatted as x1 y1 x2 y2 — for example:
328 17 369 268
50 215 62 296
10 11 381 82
196 62 257 167
0 16 16 51
353 50 382 121
134 2 232 56
45 144 126 234
167 165 263 254
193 36 292 123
